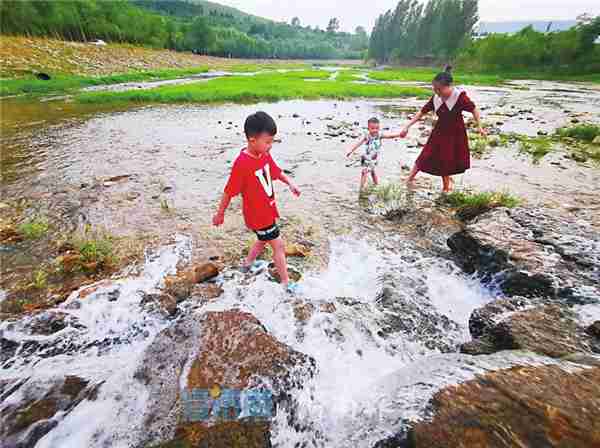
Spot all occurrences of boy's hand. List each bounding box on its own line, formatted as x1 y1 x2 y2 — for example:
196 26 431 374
212 212 225 226
346 151 353 158
289 184 301 197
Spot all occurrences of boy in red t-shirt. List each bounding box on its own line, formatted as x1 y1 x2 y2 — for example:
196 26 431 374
212 111 301 293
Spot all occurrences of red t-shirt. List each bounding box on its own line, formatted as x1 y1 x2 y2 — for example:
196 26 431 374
224 149 283 230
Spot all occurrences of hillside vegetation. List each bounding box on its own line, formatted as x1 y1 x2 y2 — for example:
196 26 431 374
0 0 368 60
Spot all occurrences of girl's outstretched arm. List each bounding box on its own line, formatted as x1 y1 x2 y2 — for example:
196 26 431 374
472 107 487 136
346 136 366 157
400 110 426 137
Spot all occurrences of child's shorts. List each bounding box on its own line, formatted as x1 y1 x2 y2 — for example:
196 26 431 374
254 223 280 241
361 155 378 172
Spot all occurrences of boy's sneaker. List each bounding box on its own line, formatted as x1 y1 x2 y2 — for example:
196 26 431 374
286 282 300 295
239 260 269 275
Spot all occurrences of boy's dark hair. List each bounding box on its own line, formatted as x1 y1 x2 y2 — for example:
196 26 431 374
433 65 453 86
368 117 380 125
244 111 277 138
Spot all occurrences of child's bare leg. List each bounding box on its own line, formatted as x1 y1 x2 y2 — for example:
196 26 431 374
406 165 419 186
244 240 267 266
360 170 369 191
268 237 289 287
371 169 379 185
442 176 451 192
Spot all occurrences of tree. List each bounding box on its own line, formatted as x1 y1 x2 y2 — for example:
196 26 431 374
291 17 300 27
327 17 340 34
184 16 215 53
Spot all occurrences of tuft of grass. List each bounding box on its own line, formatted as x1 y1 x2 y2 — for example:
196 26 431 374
557 124 600 143
516 136 554 162
441 190 520 209
32 269 48 290
76 71 430 105
373 182 405 202
17 217 49 240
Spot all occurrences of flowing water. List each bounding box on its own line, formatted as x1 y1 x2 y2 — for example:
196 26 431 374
2 78 600 447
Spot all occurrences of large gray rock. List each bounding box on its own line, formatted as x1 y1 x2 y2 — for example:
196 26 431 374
448 207 600 304
460 299 600 358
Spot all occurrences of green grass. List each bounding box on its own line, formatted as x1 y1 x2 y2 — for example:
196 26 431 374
335 70 364 82
76 71 430 105
367 67 506 86
366 67 600 86
0 66 210 97
513 135 555 162
17 217 49 239
441 190 520 209
227 62 311 73
557 124 600 142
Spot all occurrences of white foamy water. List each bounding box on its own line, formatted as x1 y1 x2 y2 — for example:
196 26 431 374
199 236 500 447
1 234 578 447
0 235 191 448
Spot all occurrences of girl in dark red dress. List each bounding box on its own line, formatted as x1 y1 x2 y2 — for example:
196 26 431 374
400 66 486 192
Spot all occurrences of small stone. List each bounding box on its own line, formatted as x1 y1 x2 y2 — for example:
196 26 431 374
586 321 600 339
292 113 300 118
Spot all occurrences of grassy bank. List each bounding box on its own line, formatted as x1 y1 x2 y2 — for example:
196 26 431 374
76 71 430 105
369 67 600 85
0 66 212 97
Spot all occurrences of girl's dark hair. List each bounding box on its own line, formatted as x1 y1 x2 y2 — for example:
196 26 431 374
433 65 453 86
244 111 277 138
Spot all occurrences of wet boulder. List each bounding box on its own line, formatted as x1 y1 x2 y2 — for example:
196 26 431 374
387 364 600 448
461 303 599 358
163 262 220 302
137 310 315 448
448 207 600 304
0 375 100 448
374 276 463 353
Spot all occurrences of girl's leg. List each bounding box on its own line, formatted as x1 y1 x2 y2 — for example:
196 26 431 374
406 165 419 186
244 240 267 266
371 169 379 186
442 176 451 192
268 237 290 287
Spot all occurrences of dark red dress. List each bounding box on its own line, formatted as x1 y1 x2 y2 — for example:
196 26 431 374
416 90 475 176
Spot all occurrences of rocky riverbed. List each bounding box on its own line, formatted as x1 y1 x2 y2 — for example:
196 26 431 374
1 78 600 447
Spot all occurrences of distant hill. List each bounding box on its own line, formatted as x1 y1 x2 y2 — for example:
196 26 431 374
477 20 578 35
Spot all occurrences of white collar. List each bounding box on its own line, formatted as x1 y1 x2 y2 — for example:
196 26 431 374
433 87 463 112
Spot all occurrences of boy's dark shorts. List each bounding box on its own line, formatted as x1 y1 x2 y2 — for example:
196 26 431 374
254 223 280 241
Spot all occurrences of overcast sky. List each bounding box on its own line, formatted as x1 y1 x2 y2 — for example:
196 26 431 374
218 0 600 32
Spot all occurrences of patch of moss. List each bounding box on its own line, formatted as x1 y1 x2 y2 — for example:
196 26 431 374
440 190 520 209
556 124 600 142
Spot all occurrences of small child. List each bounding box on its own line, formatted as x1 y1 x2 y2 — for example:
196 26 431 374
346 117 403 191
212 111 301 293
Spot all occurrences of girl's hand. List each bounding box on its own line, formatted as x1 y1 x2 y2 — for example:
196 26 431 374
399 127 409 138
478 127 487 137
289 184 301 197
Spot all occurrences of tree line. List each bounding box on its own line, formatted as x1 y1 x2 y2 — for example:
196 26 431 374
0 0 368 60
369 0 478 63
458 17 600 72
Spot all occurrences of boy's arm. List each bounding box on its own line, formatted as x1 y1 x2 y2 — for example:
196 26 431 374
212 192 233 226
277 172 301 197
346 137 366 157
381 131 403 139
